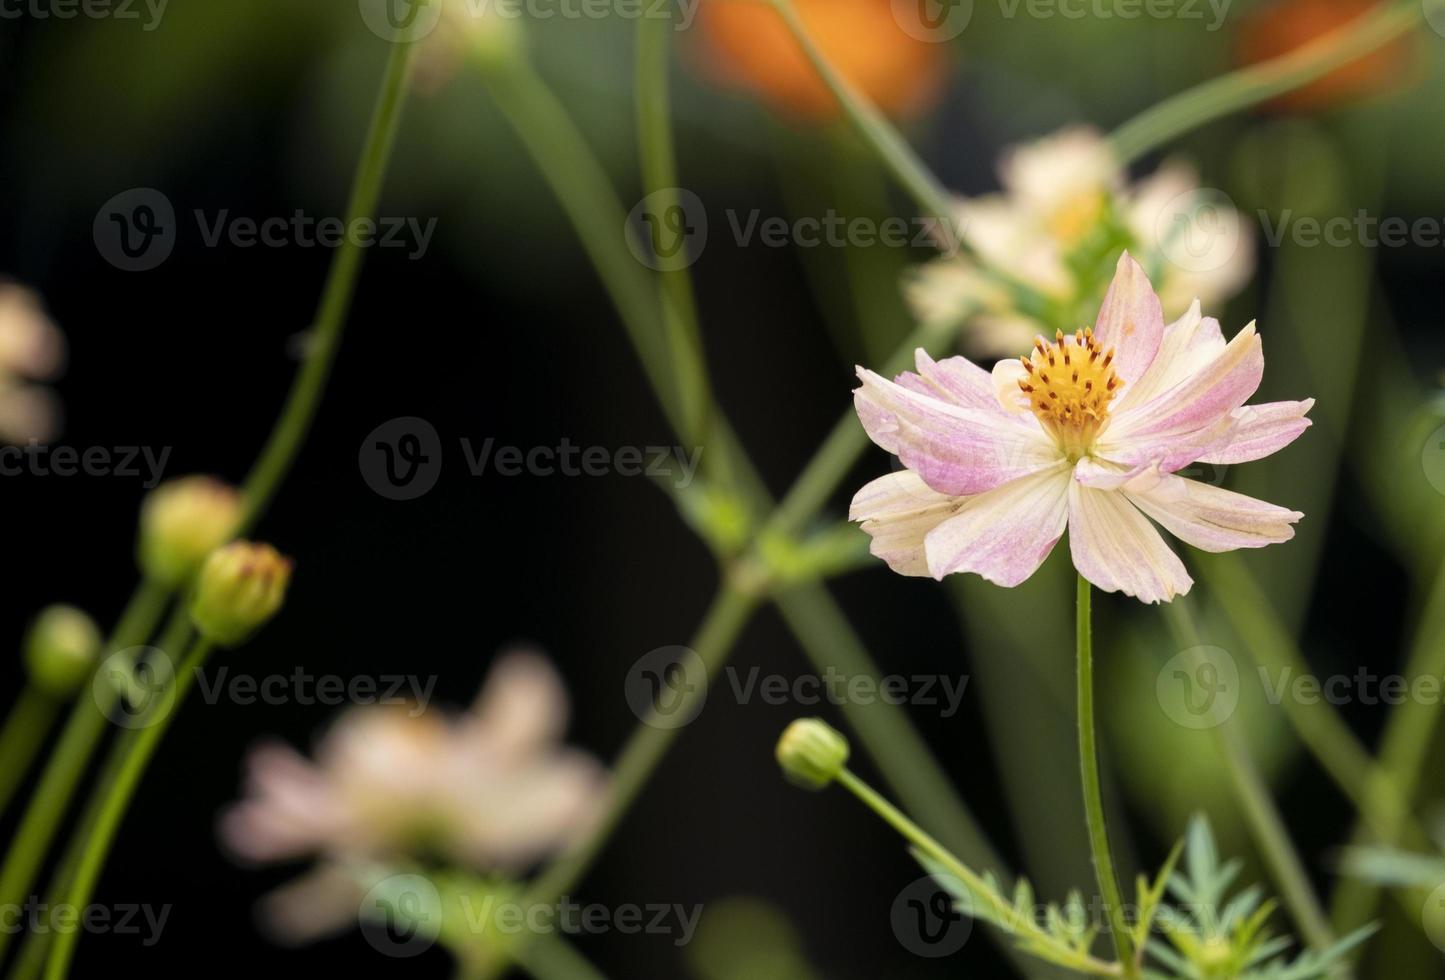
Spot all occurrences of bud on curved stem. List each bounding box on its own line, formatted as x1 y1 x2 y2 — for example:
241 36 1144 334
189 541 293 647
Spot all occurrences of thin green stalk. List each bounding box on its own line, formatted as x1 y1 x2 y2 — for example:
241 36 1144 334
42 637 215 980
10 604 196 980
0 687 60 821
635 13 711 458
521 585 757 904
1164 597 1337 953
510 933 611 980
1331 553 1445 932
834 767 1120 976
1109 0 1423 163
764 0 956 247
1199 553 1422 848
3 39 420 974
0 578 170 963
1076 577 1136 972
239 38 419 531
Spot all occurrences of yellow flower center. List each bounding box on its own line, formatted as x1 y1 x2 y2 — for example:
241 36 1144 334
1017 328 1122 458
1045 190 1107 245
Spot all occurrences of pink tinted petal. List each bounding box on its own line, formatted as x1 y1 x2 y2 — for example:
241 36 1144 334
471 652 570 759
1196 399 1314 465
1092 252 1164 386
912 349 1001 412
1112 301 1226 412
850 470 959 577
1124 474 1303 553
855 368 1058 496
923 462 1070 585
1102 322 1262 459
1068 482 1193 603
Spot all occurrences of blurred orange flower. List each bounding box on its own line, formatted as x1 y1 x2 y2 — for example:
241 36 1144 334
695 0 948 120
1236 0 1419 112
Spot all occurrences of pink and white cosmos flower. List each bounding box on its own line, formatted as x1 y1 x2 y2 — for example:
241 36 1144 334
851 252 1313 604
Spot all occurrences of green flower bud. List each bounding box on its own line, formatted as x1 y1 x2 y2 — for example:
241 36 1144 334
190 541 292 647
24 604 101 697
775 718 849 791
137 476 244 587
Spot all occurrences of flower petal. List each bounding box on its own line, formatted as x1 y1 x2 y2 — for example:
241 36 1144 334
1068 482 1193 603
1092 252 1164 387
1124 474 1303 553
923 461 1070 585
1196 399 1314 465
850 470 959 577
1099 321 1263 469
854 368 1059 496
911 348 1000 412
1111 300 1225 412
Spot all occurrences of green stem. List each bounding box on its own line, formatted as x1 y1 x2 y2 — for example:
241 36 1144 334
238 38 418 531
1330 553 1445 932
521 585 757 903
1109 0 1423 164
42 637 215 980
0 686 59 821
835 767 1119 976
1198 554 1422 848
0 579 170 963
1164 597 1337 952
509 933 611 980
635 13 711 458
1075 576 1136 972
764 0 956 248
10 605 197 980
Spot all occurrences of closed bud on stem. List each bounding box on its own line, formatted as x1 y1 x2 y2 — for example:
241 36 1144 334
775 718 849 791
190 542 293 647
24 604 101 697
138 476 244 587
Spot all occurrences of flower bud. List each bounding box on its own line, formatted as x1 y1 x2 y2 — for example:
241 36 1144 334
775 718 849 791
190 542 293 647
24 604 101 697
137 476 244 587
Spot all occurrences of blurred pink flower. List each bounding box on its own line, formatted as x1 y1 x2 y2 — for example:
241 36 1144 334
0 281 65 444
853 253 1312 604
221 651 609 941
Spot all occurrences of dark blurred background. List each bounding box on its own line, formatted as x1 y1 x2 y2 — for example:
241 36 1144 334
1 1 1443 976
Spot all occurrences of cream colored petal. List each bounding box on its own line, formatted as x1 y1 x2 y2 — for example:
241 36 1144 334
850 470 959 577
1068 482 1193 604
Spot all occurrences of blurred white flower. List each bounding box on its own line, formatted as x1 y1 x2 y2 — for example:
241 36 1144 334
0 281 65 443
221 651 609 944
907 128 1253 357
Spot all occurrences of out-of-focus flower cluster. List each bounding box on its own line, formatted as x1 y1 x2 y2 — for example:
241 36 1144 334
0 281 65 444
907 128 1254 358
221 651 610 944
